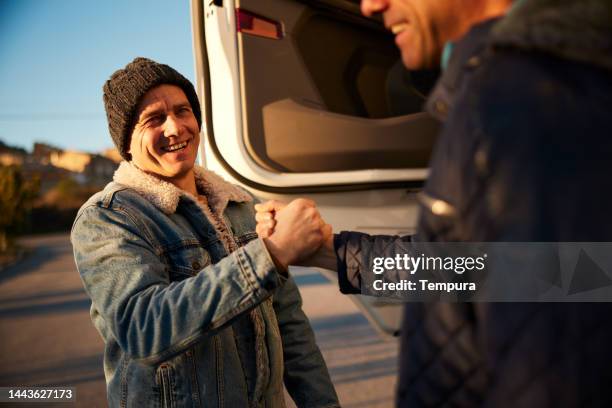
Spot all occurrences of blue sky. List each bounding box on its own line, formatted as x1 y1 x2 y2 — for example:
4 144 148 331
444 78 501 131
0 0 194 153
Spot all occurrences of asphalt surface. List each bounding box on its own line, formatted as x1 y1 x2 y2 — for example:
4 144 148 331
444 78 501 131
0 234 398 407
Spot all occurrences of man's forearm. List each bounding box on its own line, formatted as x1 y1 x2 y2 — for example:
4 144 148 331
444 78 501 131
333 231 417 295
299 243 338 271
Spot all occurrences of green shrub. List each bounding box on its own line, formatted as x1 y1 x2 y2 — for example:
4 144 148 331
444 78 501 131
0 165 39 251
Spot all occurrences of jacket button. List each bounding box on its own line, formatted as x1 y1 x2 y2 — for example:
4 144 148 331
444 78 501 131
474 148 488 176
431 200 454 216
191 261 201 270
466 55 481 68
434 99 448 116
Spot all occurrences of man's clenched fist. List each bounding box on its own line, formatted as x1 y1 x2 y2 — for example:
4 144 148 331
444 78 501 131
256 199 329 269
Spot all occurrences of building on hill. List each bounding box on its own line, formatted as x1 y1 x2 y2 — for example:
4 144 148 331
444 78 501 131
32 142 63 165
102 148 122 164
0 140 27 166
0 140 118 190
49 150 117 187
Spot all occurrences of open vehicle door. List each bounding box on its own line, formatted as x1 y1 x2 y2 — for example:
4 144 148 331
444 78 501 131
191 0 440 336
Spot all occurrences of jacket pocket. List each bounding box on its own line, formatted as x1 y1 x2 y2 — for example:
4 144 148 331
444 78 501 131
157 364 176 408
185 349 202 407
165 244 211 281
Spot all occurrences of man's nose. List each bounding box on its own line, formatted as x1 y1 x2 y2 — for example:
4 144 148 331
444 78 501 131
361 0 389 17
163 114 181 137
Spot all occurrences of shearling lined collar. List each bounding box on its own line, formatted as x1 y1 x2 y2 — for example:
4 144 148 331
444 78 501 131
112 161 252 215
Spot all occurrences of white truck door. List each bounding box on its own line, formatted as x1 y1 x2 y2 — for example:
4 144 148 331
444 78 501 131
191 0 440 335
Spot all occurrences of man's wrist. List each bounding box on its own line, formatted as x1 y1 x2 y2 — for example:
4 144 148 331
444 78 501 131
300 244 337 271
262 237 290 276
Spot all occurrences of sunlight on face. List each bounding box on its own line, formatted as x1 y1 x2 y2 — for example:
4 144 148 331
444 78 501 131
360 0 491 69
128 84 200 185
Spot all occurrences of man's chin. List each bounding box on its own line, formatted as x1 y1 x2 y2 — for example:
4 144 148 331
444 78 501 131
401 52 426 71
159 161 194 179
400 47 439 71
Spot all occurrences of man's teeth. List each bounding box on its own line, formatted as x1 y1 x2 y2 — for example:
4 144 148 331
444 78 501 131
391 23 409 34
164 141 188 152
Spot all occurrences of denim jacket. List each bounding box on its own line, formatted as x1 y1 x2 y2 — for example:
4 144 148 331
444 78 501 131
71 162 339 408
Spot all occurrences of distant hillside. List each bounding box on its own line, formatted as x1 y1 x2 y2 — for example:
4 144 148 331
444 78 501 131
0 139 28 155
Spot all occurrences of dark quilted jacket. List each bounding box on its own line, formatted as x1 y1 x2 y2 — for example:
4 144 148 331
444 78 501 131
334 0 612 406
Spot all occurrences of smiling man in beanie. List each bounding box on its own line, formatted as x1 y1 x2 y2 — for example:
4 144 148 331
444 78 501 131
71 57 339 408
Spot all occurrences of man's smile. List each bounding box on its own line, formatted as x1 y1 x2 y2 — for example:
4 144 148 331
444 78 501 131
390 22 410 34
162 139 189 152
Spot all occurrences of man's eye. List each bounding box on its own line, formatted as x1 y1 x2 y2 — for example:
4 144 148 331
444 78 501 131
146 116 164 125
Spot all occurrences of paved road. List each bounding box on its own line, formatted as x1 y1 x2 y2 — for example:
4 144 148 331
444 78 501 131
0 234 398 407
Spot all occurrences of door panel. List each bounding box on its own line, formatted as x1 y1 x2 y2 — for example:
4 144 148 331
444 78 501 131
263 99 437 172
237 0 439 173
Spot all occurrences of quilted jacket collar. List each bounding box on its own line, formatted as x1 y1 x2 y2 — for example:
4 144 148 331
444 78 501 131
491 0 612 71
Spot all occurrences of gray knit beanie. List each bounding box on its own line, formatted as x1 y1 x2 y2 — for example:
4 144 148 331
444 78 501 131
103 57 202 160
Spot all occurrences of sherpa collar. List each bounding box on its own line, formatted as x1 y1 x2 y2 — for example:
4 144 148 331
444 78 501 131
112 161 252 215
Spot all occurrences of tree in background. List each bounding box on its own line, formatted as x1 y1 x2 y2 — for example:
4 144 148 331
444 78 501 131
46 177 92 208
0 165 39 252
28 176 100 235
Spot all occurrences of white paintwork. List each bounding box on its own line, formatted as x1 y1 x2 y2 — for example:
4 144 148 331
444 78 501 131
201 0 428 189
192 0 415 336
194 0 422 235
